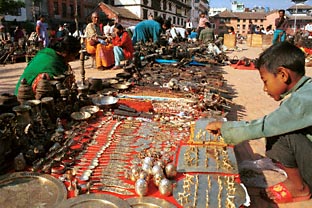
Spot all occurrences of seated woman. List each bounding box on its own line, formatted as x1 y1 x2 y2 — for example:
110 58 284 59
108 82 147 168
85 12 114 70
15 36 81 95
111 24 134 70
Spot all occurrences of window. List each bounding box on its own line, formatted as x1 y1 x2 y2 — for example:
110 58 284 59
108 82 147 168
154 11 158 18
237 19 240 22
243 19 246 22
255 20 258 23
54 2 59 15
151 0 160 10
143 9 148 19
163 0 167 10
173 16 176 24
70 4 74 17
169 3 172 11
62 3 66 17
242 25 246 29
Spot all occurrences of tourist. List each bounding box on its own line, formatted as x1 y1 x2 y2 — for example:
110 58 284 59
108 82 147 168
111 23 134 70
272 9 288 44
132 16 171 44
85 12 114 70
14 36 81 95
206 42 312 204
36 15 49 47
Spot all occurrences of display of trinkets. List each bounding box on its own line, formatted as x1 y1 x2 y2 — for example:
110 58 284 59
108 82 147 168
173 174 246 208
189 118 226 145
177 145 238 174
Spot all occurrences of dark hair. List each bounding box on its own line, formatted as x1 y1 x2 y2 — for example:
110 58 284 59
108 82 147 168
278 9 285 14
205 22 211 28
164 20 171 29
115 23 123 30
255 41 305 76
49 36 81 56
154 16 164 25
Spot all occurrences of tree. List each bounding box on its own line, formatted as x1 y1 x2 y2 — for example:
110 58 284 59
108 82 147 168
0 0 25 15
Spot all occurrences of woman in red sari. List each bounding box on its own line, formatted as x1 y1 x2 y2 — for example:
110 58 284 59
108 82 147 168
85 12 114 70
111 23 134 70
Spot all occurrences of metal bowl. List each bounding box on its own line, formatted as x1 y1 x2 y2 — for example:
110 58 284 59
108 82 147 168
92 95 119 107
71 111 91 121
111 84 129 90
80 105 100 115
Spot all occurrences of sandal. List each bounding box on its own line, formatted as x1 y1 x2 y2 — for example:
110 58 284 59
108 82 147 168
262 182 311 204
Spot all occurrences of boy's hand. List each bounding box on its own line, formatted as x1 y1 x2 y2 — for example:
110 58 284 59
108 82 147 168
206 121 223 135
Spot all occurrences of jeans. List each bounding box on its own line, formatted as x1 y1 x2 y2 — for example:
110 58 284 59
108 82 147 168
272 29 286 44
113 46 124 66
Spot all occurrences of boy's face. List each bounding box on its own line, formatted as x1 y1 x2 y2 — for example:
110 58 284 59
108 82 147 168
259 67 288 101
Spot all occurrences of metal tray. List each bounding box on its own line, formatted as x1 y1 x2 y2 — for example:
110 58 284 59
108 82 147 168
177 145 238 174
173 174 246 208
126 197 176 208
0 172 67 208
56 193 130 208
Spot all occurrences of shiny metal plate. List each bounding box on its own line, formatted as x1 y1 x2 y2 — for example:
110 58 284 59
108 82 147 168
57 193 130 208
0 172 67 208
126 197 176 208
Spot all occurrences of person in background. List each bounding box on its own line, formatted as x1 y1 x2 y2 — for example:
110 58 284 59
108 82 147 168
85 12 114 70
185 18 193 35
248 20 254 34
206 42 312 204
103 22 111 36
168 24 187 43
36 15 49 47
0 25 9 45
197 12 209 37
187 28 198 42
265 25 274 35
254 26 261 34
132 16 171 45
63 23 71 36
228 26 235 35
273 9 288 44
13 26 24 43
111 23 134 70
199 22 215 44
304 22 312 37
15 36 81 95
56 24 65 38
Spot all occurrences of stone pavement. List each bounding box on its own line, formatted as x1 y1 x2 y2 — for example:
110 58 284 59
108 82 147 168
1 44 312 207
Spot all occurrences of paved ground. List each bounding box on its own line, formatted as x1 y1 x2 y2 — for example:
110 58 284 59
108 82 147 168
1 44 312 207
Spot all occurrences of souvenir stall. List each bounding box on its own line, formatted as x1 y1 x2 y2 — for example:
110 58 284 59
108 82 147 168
0 41 249 207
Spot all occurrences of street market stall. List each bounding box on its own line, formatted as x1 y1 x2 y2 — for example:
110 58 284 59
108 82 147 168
0 41 250 207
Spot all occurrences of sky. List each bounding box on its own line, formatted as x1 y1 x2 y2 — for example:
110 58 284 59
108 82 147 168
210 0 312 10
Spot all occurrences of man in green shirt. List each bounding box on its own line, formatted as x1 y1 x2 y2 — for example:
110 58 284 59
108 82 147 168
207 42 312 204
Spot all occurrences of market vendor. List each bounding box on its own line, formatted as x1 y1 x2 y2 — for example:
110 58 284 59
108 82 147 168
131 16 171 44
14 36 80 95
111 23 134 70
206 42 312 204
85 12 114 70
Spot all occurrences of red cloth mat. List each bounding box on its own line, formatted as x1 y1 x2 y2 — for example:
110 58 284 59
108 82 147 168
230 60 257 70
117 98 154 112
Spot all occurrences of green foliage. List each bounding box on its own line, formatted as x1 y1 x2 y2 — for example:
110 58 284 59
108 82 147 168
0 0 25 15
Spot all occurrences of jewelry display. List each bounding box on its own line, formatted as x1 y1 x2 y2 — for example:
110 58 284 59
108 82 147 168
177 145 238 174
173 174 246 208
